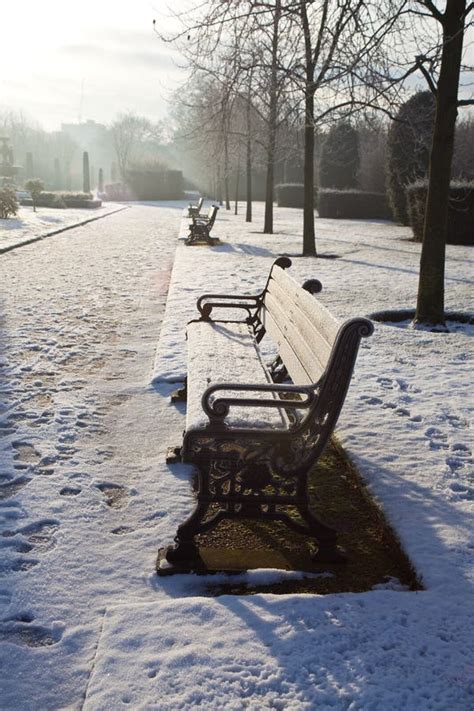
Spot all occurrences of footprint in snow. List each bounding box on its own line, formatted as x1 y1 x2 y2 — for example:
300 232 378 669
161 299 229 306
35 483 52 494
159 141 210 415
59 486 81 497
12 442 41 469
0 520 60 574
424 426 449 450
111 525 134 535
0 476 31 501
97 483 128 509
0 617 63 647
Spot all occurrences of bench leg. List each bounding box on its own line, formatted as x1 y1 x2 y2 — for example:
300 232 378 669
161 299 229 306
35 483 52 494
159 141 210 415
171 378 187 403
161 499 211 566
297 505 347 563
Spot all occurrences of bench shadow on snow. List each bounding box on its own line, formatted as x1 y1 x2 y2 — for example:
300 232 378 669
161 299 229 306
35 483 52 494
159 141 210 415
151 441 472 590
211 241 278 258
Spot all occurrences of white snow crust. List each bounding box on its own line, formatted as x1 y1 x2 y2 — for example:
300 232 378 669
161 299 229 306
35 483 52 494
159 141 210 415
0 203 125 252
187 321 286 429
0 201 472 710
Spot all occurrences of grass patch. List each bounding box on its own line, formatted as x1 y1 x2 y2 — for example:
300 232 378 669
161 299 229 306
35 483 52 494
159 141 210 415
197 438 422 595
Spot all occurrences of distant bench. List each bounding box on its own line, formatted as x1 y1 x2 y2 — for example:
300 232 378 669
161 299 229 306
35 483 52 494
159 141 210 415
187 196 203 218
186 205 219 246
158 257 373 572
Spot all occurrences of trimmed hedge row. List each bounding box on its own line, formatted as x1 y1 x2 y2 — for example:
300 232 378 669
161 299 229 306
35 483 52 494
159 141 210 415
317 190 392 219
102 183 135 201
125 169 184 200
20 191 101 209
276 183 304 208
407 182 474 245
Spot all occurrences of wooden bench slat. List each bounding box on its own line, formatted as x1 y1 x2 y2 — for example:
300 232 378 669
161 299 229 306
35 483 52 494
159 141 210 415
269 267 340 345
264 280 333 376
262 293 326 384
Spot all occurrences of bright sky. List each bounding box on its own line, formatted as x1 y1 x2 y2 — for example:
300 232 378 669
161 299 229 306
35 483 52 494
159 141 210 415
1 1 188 130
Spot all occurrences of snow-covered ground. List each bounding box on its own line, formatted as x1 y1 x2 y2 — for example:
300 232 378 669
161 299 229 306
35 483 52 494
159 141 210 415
0 203 126 253
0 201 473 710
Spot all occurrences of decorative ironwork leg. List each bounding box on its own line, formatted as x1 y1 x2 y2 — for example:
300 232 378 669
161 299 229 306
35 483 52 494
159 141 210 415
166 446 182 464
163 499 211 564
171 378 187 403
297 505 346 563
268 355 289 383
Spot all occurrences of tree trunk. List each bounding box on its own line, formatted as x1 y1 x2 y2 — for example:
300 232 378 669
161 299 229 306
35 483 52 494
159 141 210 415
234 154 240 215
303 90 316 256
246 133 252 223
246 73 253 223
224 128 231 210
263 0 281 234
414 0 466 328
216 165 223 205
301 1 316 256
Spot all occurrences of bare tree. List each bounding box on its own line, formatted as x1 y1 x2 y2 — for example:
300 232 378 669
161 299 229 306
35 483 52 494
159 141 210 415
412 0 473 327
111 111 152 178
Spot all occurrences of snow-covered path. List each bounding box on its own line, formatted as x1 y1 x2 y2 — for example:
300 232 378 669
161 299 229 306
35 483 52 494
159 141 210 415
0 203 186 708
0 201 473 710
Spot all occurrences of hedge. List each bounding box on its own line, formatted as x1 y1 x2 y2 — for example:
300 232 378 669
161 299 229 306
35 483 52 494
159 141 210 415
276 183 304 208
317 190 392 219
20 191 101 209
102 183 135 201
407 181 474 245
125 169 184 200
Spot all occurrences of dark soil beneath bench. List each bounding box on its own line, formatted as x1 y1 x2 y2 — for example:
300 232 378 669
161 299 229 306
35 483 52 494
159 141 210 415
197 439 423 596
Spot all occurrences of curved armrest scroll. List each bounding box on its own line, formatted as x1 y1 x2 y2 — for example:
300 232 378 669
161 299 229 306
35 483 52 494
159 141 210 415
197 293 262 321
202 382 315 424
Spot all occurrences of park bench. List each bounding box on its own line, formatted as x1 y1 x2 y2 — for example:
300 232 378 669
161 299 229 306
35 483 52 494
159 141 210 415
158 257 374 573
187 196 204 218
186 204 219 246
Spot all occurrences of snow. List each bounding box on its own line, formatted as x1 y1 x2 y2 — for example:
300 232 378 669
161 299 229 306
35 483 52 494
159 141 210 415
186 321 286 429
0 201 473 710
0 202 126 252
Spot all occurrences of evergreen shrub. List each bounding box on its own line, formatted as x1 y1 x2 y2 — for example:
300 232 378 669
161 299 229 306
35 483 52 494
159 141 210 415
276 183 304 208
318 190 392 219
386 91 435 224
407 181 474 245
319 122 359 189
0 186 19 218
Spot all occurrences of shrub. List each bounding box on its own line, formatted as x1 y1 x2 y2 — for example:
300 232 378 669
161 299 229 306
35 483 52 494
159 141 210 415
317 190 392 220
102 182 134 201
276 183 304 208
386 91 435 224
0 186 19 219
19 191 99 209
407 181 474 245
25 178 44 212
51 195 67 209
319 122 359 189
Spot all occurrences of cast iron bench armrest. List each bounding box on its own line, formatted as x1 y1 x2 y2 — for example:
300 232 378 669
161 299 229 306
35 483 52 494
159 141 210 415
202 382 315 425
197 293 262 321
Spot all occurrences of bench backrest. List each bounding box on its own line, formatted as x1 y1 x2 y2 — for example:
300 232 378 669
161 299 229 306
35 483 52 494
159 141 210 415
207 205 219 227
260 265 340 385
259 261 373 458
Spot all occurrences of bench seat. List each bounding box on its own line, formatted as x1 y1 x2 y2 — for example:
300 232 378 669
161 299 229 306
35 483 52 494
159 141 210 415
159 257 374 572
187 321 287 431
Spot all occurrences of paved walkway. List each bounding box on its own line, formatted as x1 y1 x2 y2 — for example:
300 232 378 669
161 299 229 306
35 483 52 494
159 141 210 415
0 204 182 708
